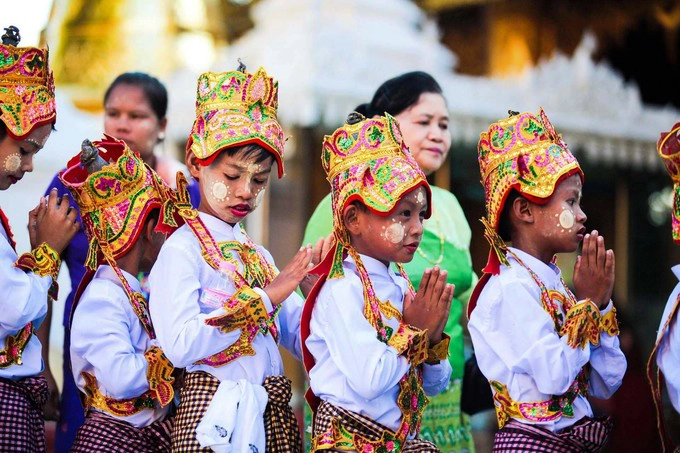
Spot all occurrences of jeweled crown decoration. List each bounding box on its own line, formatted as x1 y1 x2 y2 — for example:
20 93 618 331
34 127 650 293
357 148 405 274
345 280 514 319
187 63 284 177
0 26 56 139
322 112 431 279
657 122 680 244
60 135 183 267
478 108 582 231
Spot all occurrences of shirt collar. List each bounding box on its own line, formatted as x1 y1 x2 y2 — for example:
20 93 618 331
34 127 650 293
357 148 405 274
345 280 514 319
672 264 680 281
198 212 241 240
94 265 143 294
507 247 562 283
345 253 406 289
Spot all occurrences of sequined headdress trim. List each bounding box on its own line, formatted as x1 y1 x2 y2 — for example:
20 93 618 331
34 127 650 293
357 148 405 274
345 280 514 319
0 26 56 139
60 135 185 268
657 123 680 244
322 112 431 279
477 108 582 273
186 61 285 177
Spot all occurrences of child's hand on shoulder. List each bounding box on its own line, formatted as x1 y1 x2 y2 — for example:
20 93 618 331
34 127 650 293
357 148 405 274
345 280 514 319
573 230 615 309
264 244 313 306
403 267 454 345
29 189 79 253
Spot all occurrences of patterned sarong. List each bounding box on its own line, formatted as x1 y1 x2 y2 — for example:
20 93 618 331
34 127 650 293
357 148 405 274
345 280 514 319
71 409 174 452
172 371 301 452
0 375 48 452
313 400 440 452
492 417 613 453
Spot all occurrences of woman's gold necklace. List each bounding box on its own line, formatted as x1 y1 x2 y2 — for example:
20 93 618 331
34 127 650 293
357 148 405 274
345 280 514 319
417 208 445 265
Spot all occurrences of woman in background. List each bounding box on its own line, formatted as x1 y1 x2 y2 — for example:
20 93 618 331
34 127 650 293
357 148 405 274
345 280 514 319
303 71 477 452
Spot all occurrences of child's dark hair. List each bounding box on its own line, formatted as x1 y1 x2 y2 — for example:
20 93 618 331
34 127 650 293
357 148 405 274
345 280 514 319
0 122 6 140
104 72 168 121
498 190 521 241
211 144 274 167
355 71 443 118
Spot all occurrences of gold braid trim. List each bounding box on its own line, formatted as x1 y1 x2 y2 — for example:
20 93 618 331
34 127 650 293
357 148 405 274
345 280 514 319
426 334 451 364
144 346 175 408
0 323 33 368
15 242 61 299
81 371 155 417
387 323 429 367
203 286 270 333
559 299 601 349
481 217 510 268
599 306 620 336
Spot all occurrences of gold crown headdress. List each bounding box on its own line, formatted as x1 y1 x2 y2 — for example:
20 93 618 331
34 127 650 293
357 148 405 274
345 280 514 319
186 61 285 177
0 26 56 139
657 122 680 244
321 112 431 279
477 108 582 271
60 136 188 269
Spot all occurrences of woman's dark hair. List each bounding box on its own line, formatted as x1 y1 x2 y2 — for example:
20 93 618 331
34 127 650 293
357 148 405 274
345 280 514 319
104 72 168 121
355 71 443 118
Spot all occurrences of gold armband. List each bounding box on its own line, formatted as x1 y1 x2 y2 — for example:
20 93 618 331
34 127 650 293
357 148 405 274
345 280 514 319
145 346 175 407
386 323 429 367
15 242 61 299
426 334 451 364
559 299 601 349
599 306 620 336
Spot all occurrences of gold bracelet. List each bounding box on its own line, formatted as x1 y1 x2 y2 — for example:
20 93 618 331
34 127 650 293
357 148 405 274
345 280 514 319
426 334 451 363
15 242 61 299
599 306 620 336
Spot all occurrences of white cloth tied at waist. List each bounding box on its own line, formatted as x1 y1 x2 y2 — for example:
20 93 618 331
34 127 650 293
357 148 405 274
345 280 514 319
196 378 269 453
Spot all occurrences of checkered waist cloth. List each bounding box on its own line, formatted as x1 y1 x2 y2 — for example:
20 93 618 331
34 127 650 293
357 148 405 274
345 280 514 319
0 375 48 452
492 416 613 453
311 400 440 452
171 371 301 452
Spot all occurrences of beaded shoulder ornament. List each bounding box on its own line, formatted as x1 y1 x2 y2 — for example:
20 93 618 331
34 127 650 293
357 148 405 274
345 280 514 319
0 26 56 139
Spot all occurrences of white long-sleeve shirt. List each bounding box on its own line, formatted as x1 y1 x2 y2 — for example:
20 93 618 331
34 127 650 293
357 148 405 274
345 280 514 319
148 212 303 384
468 247 626 432
0 219 49 380
656 264 680 413
306 254 452 433
71 265 169 428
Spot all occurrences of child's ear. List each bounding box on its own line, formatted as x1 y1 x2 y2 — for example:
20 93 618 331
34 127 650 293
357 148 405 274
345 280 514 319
186 150 201 181
342 204 362 236
144 216 158 242
512 197 534 225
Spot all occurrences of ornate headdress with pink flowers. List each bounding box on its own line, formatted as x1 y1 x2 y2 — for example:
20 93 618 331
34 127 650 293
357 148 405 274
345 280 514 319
186 61 285 177
0 26 56 139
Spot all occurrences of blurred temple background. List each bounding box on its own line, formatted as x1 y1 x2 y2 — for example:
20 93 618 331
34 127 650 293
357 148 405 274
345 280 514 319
4 0 680 451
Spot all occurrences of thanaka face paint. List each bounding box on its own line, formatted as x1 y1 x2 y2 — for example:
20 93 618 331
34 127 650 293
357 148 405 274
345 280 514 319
559 209 575 230
384 221 406 244
4 154 20 173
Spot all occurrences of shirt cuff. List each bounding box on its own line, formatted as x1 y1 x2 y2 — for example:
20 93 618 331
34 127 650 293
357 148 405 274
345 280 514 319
599 300 614 315
253 287 274 314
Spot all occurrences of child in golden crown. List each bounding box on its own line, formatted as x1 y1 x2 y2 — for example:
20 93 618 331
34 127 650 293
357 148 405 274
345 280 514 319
60 136 189 451
0 26 79 452
648 122 680 452
301 113 454 453
467 109 627 452
148 63 322 452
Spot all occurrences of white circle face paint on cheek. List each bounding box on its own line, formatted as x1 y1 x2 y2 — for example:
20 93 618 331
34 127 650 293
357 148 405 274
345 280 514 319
254 188 266 209
211 181 229 202
384 223 405 244
559 210 575 229
4 154 20 173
